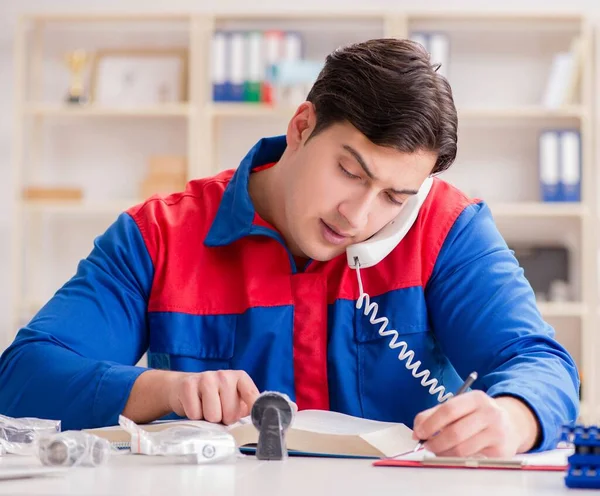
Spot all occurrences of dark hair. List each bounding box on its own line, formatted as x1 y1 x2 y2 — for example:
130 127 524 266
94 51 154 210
306 38 457 174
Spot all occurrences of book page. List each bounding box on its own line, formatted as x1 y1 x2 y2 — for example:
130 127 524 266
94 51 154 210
227 415 252 430
360 424 417 458
291 410 400 435
139 411 400 437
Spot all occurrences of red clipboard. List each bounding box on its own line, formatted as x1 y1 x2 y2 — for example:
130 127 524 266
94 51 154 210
373 449 570 472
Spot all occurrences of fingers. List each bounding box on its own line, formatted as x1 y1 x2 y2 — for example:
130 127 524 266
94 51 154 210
238 400 251 419
413 390 484 442
436 426 495 458
198 372 223 423
217 370 240 425
219 371 259 424
423 409 488 455
412 390 516 458
174 370 261 425
178 375 203 420
411 405 439 440
237 371 261 410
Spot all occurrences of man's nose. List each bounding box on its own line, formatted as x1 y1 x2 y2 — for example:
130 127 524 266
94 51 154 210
338 194 374 232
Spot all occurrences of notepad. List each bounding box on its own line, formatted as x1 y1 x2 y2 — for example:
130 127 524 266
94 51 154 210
373 447 572 471
86 410 416 458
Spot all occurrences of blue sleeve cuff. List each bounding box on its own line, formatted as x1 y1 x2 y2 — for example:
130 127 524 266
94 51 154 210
487 383 576 453
92 364 148 428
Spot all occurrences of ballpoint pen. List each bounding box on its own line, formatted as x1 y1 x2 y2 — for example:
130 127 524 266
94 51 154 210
412 371 478 452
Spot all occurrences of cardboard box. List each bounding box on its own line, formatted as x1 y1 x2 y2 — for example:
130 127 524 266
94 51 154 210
140 177 186 199
148 156 187 178
23 187 83 201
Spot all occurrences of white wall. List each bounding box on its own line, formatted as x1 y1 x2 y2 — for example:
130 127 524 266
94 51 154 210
0 0 599 349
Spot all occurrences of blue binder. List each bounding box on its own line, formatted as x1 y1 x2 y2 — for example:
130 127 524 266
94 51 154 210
559 129 582 202
211 30 229 102
228 31 246 102
539 129 562 202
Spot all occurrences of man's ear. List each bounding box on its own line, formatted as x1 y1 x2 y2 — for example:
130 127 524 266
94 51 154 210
286 102 316 150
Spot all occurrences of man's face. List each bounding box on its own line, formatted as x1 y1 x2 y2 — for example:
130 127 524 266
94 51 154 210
281 107 437 262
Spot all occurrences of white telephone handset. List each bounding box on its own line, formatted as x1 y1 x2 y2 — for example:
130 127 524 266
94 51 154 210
347 176 433 269
346 176 453 403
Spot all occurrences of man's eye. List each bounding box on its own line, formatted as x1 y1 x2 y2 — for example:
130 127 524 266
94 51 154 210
339 164 360 179
386 194 404 207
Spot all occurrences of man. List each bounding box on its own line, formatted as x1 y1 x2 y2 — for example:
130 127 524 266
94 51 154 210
0 39 578 457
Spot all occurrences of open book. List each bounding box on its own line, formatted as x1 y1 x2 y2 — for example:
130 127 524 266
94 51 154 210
86 410 415 459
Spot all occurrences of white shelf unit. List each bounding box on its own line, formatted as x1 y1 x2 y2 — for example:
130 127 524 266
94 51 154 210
404 13 597 418
11 14 204 344
207 103 590 122
489 202 588 218
24 103 193 117
11 11 597 418
21 199 137 214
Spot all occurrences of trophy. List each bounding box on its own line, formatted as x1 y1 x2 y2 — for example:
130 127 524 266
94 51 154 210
64 50 89 104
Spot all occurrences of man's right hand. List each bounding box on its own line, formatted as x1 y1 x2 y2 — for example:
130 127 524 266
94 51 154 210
167 370 260 425
122 369 261 426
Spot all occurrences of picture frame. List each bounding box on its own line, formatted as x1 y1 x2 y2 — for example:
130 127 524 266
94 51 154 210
89 48 189 105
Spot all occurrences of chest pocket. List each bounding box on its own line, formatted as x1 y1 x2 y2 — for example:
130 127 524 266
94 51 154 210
355 286 446 426
147 312 236 372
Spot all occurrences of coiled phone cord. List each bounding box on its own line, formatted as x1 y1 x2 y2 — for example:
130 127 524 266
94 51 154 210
353 257 453 403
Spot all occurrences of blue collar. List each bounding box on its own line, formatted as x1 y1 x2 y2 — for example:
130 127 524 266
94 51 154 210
204 135 288 248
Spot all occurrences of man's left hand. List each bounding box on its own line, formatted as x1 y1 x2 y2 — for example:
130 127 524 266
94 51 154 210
412 391 540 457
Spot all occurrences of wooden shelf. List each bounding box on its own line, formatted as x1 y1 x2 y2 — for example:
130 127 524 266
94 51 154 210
23 13 193 22
22 199 137 214
25 102 584 121
538 302 586 318
24 11 388 23
25 103 192 118
407 11 584 22
23 11 584 23
213 11 388 21
489 202 587 218
458 105 586 119
208 103 586 120
208 103 295 118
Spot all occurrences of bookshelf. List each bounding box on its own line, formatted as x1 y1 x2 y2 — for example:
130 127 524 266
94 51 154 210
21 199 136 214
24 103 192 117
208 103 588 120
11 11 597 420
489 202 587 218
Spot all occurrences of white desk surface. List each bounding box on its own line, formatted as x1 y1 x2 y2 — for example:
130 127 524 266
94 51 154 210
0 452 579 496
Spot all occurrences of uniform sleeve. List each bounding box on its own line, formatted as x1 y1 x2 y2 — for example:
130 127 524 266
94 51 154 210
425 202 579 452
0 212 154 430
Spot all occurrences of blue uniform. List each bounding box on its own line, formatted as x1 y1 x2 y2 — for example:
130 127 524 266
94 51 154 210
0 135 579 451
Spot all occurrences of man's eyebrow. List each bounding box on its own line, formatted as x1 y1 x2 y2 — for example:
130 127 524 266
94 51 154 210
342 144 419 196
343 144 375 180
390 188 419 196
